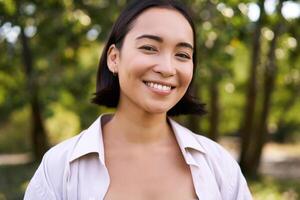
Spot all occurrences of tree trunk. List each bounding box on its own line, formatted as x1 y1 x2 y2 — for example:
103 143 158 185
239 0 265 175
247 2 283 175
240 1 283 177
20 27 49 160
208 74 219 141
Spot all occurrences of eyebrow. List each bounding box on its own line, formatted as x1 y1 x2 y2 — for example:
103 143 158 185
136 34 194 51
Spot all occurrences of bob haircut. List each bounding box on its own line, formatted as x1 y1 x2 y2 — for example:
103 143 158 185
91 0 206 116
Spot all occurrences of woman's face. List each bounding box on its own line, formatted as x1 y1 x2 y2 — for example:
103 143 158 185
108 7 194 115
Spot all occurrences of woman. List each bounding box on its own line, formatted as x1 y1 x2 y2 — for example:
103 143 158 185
25 0 252 199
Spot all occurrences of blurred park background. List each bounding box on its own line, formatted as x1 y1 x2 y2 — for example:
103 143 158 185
0 0 299 199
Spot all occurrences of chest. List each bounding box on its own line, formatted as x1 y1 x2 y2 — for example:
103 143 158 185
103 147 198 200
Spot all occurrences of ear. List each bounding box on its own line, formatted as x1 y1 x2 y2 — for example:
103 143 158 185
107 44 120 74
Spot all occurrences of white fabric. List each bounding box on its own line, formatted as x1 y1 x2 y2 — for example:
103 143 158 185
24 114 252 200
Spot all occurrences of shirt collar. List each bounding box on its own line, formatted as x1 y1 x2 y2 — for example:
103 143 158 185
69 114 206 165
168 117 206 154
69 116 105 164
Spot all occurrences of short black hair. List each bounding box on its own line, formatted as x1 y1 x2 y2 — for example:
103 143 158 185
91 0 206 116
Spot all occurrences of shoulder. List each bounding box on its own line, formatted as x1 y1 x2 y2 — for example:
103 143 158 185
42 131 84 169
182 127 240 174
170 120 250 192
187 131 252 199
171 119 235 164
41 130 87 181
40 131 84 175
192 133 236 163
24 131 85 199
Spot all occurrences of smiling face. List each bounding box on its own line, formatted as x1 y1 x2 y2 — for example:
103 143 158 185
107 7 194 115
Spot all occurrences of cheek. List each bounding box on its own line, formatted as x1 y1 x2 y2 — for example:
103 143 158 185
120 55 154 78
179 64 194 87
117 60 148 93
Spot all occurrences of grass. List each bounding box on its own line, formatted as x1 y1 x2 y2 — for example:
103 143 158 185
0 162 299 199
249 176 300 200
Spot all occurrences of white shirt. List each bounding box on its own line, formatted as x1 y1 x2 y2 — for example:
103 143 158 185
24 114 252 200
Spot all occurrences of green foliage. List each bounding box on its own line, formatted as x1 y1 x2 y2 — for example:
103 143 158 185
0 162 38 200
0 0 118 131
249 177 300 200
0 107 31 153
45 103 80 145
0 0 16 16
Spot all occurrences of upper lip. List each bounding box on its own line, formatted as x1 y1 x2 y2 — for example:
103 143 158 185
143 80 176 88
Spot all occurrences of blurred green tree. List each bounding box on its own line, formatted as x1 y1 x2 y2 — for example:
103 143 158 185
0 0 127 159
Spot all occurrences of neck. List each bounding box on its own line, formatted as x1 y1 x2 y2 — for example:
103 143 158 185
104 107 172 145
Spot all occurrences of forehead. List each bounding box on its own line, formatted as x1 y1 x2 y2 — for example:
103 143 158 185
126 7 194 44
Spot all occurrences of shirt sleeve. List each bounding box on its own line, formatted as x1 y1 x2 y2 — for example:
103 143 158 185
229 162 253 200
208 140 253 200
218 150 252 200
24 154 57 200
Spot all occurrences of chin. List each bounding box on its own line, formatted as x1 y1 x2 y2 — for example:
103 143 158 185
141 99 180 115
143 105 173 115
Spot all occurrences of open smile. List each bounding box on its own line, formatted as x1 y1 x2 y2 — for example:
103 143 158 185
143 81 176 94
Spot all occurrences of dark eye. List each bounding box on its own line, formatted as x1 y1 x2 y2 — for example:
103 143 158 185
139 45 157 52
176 53 191 60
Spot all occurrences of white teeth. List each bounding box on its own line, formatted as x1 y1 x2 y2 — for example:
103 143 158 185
145 81 171 91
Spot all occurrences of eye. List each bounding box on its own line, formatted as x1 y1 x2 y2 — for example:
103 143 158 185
138 45 158 52
176 52 191 60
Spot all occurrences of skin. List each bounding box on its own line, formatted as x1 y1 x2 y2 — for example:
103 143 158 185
103 7 197 199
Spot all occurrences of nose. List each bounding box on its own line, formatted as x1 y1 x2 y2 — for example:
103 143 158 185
153 54 176 77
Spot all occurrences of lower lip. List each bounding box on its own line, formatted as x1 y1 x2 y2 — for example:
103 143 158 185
144 83 173 96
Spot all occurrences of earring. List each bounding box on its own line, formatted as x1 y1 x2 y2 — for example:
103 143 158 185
112 69 118 76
